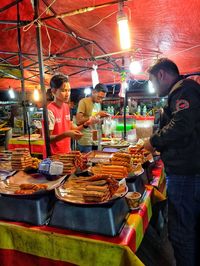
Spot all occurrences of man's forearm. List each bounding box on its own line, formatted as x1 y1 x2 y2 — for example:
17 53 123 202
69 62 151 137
50 132 69 143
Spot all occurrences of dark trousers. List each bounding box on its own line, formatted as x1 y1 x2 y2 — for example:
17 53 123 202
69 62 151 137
77 143 92 153
166 174 200 266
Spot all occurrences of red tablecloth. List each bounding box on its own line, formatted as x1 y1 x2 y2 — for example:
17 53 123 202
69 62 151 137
0 188 153 266
150 160 166 203
8 138 44 155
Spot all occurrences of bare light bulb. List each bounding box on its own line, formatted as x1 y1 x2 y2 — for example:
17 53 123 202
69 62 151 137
148 80 155 94
33 88 40 101
84 87 91 96
8 87 15 99
129 61 142 74
117 12 131 50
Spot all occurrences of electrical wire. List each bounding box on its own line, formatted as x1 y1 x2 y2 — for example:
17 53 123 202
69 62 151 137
23 0 57 32
88 10 117 30
41 21 52 57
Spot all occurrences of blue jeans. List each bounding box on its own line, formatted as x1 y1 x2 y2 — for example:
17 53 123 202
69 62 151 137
77 144 92 153
166 174 200 266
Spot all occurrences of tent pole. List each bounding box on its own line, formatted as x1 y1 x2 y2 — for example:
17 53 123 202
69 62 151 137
16 3 27 135
0 0 22 13
34 0 51 157
121 57 127 140
123 88 127 140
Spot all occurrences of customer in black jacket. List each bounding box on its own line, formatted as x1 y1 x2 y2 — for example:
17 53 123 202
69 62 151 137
144 58 200 266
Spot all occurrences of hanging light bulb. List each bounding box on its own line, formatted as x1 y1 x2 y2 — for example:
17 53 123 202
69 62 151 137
8 86 15 99
148 80 155 94
33 87 40 101
117 3 131 50
84 87 92 96
91 64 99 88
129 60 142 74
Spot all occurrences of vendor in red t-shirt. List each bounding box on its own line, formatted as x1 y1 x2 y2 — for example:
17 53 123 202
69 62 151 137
47 74 87 155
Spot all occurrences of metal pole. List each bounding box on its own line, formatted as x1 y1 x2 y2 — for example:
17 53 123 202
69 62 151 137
34 0 51 157
16 3 27 135
123 88 127 140
121 57 127 140
0 0 22 13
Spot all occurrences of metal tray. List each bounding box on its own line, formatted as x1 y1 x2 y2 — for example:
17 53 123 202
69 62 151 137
55 184 128 206
0 171 66 196
87 150 113 164
101 144 129 149
101 139 130 149
0 170 16 181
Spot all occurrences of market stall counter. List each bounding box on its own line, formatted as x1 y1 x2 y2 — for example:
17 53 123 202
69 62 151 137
0 187 152 266
8 134 44 156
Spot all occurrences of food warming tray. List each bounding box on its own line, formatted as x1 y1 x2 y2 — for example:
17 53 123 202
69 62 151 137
49 196 129 236
0 191 56 225
0 171 66 225
126 170 146 195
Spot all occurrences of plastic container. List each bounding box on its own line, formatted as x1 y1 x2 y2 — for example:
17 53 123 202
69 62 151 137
135 116 154 139
125 192 141 209
38 159 63 176
116 123 134 131
126 129 137 143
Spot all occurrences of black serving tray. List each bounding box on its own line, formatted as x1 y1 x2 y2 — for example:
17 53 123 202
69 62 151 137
126 171 146 195
142 161 156 183
0 191 56 225
49 196 129 236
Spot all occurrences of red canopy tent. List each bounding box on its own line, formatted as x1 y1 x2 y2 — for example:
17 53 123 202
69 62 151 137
0 0 199 91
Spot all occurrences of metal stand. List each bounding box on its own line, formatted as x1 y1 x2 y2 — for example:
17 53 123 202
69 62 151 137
123 85 128 140
34 0 51 157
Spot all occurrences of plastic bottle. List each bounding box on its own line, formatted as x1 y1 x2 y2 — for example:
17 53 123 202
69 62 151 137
110 106 114 115
107 106 111 114
143 105 147 116
137 105 141 115
126 105 129 115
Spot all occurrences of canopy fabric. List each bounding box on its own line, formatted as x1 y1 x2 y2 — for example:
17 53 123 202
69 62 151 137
0 0 200 91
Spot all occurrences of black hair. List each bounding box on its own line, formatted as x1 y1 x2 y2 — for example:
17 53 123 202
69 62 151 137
94 83 108 93
46 88 54 101
148 58 180 76
50 74 69 89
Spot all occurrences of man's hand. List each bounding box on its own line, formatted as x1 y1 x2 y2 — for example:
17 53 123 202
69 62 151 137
97 111 109 118
86 116 100 125
66 130 83 140
143 138 155 154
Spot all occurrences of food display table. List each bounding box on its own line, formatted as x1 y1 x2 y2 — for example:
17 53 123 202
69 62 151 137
150 160 166 203
8 137 44 155
0 187 152 266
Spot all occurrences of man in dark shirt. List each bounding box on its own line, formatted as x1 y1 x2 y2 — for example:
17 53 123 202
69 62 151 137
144 58 200 266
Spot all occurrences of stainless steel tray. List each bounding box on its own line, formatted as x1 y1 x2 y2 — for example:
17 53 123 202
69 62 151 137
55 183 128 206
87 150 113 163
0 171 66 197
